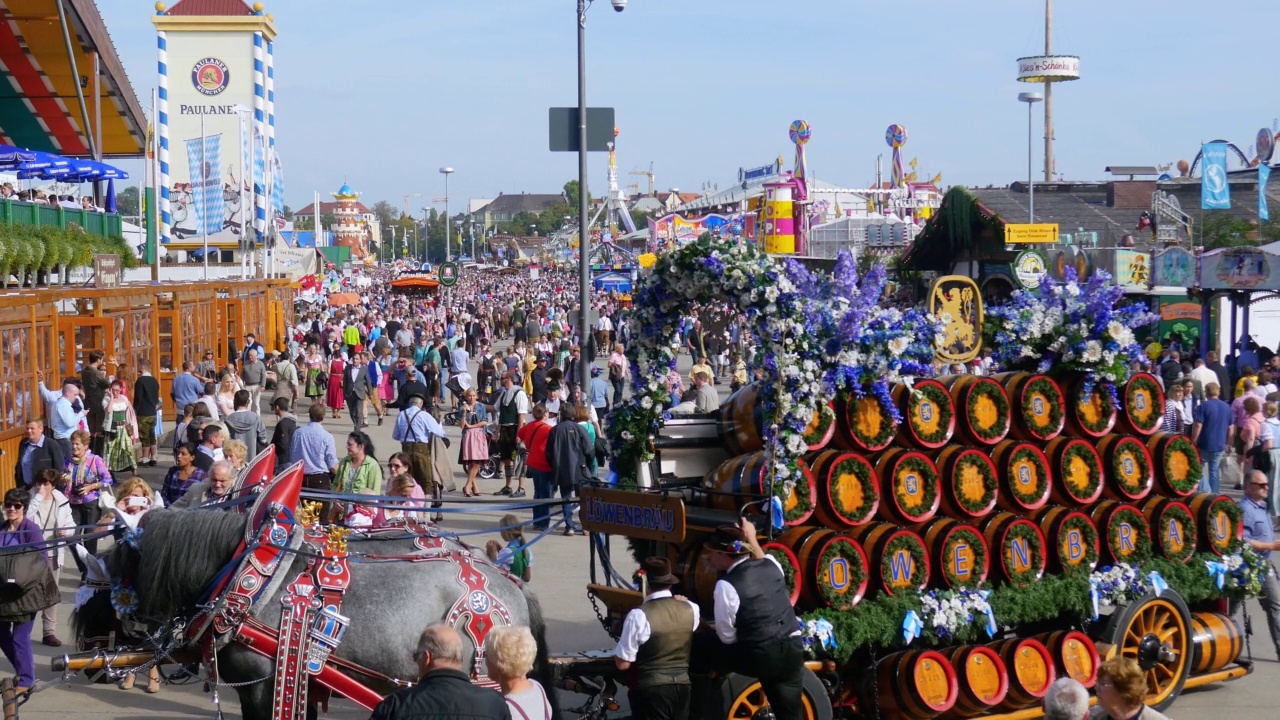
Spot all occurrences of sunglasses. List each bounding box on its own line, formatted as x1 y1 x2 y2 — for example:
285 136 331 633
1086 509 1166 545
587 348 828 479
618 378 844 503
3 503 23 510
1252 482 1269 488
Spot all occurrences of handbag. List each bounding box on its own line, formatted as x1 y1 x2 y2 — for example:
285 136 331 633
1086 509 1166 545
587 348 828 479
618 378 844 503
316 370 329 388
0 549 58 617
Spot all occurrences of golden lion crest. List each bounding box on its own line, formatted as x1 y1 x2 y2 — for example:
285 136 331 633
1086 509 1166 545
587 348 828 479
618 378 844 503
929 275 983 363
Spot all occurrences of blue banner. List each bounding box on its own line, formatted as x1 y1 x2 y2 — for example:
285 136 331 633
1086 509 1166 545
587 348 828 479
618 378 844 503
1261 163 1271 222
1201 141 1231 210
185 133 225 236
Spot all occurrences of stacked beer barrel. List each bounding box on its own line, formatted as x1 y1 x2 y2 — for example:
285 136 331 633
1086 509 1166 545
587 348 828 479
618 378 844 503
691 371 1250 715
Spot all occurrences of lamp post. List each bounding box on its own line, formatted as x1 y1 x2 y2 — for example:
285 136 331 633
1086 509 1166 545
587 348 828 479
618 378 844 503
440 167 454 262
1017 92 1043 223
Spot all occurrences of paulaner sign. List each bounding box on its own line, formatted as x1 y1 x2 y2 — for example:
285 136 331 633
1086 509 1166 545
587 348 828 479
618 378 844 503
580 487 686 542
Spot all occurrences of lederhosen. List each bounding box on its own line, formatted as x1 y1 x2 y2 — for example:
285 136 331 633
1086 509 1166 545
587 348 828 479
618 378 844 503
400 407 439 508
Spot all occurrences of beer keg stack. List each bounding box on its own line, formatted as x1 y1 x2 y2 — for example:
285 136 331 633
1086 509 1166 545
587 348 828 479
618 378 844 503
687 371 1247 718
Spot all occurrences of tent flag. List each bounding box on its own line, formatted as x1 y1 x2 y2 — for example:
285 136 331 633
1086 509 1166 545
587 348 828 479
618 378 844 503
105 180 117 214
186 133 225 236
271 149 285 222
1261 164 1271 222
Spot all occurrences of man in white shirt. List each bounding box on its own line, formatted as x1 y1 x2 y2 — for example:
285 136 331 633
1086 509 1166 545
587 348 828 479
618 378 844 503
1189 358 1218 401
705 518 804 720
613 557 698 720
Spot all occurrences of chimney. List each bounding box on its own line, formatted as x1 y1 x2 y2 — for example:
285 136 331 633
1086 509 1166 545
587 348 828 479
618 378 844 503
1108 180 1156 209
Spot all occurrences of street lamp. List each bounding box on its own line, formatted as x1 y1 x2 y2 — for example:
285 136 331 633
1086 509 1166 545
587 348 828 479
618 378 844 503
440 167 454 262
1017 92 1043 223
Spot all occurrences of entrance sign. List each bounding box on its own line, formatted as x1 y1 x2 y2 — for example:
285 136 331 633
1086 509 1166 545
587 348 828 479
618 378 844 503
1005 223 1060 244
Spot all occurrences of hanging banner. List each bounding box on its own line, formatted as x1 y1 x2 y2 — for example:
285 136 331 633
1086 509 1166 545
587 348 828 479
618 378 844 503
1198 247 1280 290
185 133 224 236
1151 247 1195 288
1200 142 1231 210
273 246 319 280
1113 249 1151 290
1260 164 1271 222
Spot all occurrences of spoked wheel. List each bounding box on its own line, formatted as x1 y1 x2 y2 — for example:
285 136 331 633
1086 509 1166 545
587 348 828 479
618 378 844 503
478 458 500 480
1102 590 1192 711
1 676 17 720
715 669 831 720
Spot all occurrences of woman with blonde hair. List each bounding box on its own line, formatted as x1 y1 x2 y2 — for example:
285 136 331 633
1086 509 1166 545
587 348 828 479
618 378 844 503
223 439 249 475
1090 656 1170 720
215 374 239 417
485 626 551 720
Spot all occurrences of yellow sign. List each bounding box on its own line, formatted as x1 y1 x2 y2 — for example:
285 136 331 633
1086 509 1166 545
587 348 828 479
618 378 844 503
929 275 983 363
1005 223 1061 244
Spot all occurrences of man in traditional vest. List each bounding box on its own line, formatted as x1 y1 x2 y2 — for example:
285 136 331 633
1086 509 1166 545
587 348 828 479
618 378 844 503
707 518 804 720
613 557 698 720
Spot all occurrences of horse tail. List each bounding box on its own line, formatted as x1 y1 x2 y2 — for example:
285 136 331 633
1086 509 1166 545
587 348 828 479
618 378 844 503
524 588 561 720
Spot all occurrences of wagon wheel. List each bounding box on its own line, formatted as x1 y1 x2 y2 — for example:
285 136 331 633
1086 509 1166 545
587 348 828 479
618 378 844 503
0 676 16 720
1101 591 1191 711
715 669 831 720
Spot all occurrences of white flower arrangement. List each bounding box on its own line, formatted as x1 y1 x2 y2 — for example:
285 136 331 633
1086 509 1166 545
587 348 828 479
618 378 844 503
919 589 996 641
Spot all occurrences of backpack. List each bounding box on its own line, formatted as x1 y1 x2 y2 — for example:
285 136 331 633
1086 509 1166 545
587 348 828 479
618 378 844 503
508 541 531 581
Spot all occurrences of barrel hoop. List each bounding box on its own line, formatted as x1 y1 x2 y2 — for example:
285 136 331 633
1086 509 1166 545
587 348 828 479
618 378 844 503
958 645 1009 707
1102 504 1153 564
965 378 1011 443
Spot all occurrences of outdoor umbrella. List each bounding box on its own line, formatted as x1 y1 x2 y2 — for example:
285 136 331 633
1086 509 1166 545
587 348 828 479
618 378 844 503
104 180 117 213
0 144 36 165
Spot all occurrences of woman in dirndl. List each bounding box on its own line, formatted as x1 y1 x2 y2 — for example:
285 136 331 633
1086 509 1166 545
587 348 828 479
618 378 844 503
377 347 396 405
458 390 490 497
304 344 325 400
327 354 347 418
101 380 138 474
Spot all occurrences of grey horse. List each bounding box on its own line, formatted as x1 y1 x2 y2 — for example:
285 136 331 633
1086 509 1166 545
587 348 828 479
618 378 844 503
75 509 555 720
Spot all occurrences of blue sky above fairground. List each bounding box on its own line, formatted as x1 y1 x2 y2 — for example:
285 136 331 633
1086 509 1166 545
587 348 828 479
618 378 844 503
104 0 1278 211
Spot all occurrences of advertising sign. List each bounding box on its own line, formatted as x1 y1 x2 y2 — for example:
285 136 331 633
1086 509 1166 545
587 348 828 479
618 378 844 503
1113 250 1151 290
1200 142 1231 210
1005 223 1060 244
579 486 686 543
1151 248 1195 288
1198 247 1280 290
1013 249 1047 289
1016 55 1081 82
439 262 459 287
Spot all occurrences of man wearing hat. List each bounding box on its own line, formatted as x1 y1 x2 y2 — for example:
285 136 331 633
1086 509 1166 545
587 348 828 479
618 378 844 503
614 557 699 720
393 391 446 520
706 517 804 720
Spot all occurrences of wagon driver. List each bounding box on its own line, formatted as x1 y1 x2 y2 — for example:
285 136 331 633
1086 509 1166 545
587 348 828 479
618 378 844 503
613 557 699 720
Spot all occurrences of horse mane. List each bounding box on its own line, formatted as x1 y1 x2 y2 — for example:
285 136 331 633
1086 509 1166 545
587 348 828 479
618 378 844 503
110 509 248 623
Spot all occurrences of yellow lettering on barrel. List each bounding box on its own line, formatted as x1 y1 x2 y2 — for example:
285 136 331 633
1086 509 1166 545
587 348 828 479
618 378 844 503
1066 455 1091 491
914 657 951 707
1061 638 1095 684
1014 646 1050 694
854 397 883 442
973 393 999 432
959 462 986 503
834 471 865 518
1165 449 1190 482
967 652 1002 702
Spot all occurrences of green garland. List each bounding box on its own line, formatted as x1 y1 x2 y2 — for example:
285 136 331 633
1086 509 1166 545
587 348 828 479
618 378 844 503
951 453 998 515
1108 439 1152 498
908 383 955 446
1021 376 1065 438
941 525 989 589
1060 442 1102 502
818 540 869 610
786 462 816 523
1154 503 1198 563
829 456 879 524
1104 506 1153 564
988 574 1092 626
1073 382 1117 434
1055 514 1100 576
1006 446 1050 506
967 380 1011 442
766 546 800 599
846 391 897 450
880 533 929 594
1125 374 1163 433
1001 521 1046 588
1203 498 1243 555
1160 436 1203 495
805 403 835 448
892 455 939 521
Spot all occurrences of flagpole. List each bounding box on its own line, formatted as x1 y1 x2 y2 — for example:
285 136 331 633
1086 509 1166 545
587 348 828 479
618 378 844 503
240 112 248 280
149 87 159 283
201 112 208 281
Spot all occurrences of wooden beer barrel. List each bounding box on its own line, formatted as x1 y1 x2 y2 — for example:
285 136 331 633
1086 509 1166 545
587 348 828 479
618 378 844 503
1141 496 1198 563
717 383 764 456
1146 432 1202 498
870 649 958 720
1096 435 1154 503
1116 372 1165 437
940 645 1009 718
979 513 1047 589
1190 612 1244 675
874 448 941 525
802 449 879 528
704 451 817 526
988 637 1056 711
1089 501 1153 565
990 440 1052 513
1044 437 1104 507
1033 507 1100 575
933 446 999 521
892 380 956 450
833 391 897 453
1032 630 1099 688
1186 493 1242 556
994 372 1065 442
915 518 990 590
772 526 870 611
1062 375 1118 439
937 375 1011 447
848 522 931 596
804 402 836 451
676 545 720 607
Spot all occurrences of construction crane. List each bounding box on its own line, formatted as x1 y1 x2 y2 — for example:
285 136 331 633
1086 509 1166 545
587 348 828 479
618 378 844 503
625 183 640 197
402 193 426 218
630 162 655 197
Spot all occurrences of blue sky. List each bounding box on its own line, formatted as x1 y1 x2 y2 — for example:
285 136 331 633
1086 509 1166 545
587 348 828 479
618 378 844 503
102 0 1278 213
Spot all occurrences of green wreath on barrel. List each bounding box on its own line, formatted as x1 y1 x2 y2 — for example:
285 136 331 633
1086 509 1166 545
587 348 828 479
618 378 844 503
893 455 939 520
786 462 816 523
1055 514 1100 577
805 403 836 448
940 525 988 589
1002 522 1046 588
967 381 1011 442
1108 439 1152 498
829 455 879 523
1060 442 1102 502
1203 498 1243 555
952 453 998 516
1073 382 1117 435
817 541 868 609
1106 506 1153 564
907 383 954 446
1160 436 1203 495
880 534 929 594
1124 374 1163 433
766 546 799 598
1156 504 1198 563
1021 376 1065 437
846 390 897 450
1007 446 1051 506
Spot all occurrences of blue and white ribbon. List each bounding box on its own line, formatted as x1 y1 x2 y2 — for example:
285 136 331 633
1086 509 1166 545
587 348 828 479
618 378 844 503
979 590 997 637
1089 577 1101 620
770 496 786 530
811 618 837 649
1148 571 1169 597
902 610 923 644
1205 560 1227 590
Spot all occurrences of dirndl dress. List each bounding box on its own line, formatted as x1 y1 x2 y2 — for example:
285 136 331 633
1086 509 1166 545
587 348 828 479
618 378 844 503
105 408 136 472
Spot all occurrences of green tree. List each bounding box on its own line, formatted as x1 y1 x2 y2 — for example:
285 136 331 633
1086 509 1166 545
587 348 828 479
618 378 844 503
1196 213 1255 249
371 200 399 228
629 208 651 233
282 204 293 219
116 186 139 217
563 179 590 209
537 202 573 233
